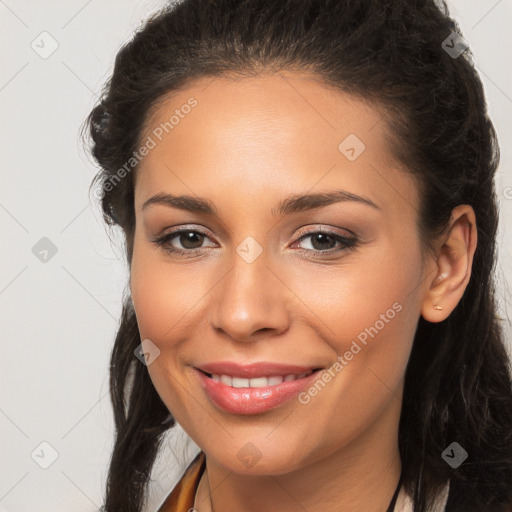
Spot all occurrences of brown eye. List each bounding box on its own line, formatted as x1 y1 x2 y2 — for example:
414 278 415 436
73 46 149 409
177 231 206 249
152 228 216 256
294 230 358 254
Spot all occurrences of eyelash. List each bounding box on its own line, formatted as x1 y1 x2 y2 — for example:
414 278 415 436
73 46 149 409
151 227 358 258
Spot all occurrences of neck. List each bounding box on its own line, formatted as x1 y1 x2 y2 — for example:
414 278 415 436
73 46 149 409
194 394 403 512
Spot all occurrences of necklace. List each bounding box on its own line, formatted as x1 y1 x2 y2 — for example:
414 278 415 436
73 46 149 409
206 469 403 512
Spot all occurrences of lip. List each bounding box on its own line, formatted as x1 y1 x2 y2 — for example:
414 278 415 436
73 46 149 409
195 361 320 378
193 361 323 415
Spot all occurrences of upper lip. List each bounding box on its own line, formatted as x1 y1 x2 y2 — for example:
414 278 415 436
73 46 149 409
195 361 322 378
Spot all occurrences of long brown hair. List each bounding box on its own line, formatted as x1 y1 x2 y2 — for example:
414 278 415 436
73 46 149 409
83 1 512 510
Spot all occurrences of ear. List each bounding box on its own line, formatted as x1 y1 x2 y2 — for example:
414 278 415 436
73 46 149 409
421 205 478 323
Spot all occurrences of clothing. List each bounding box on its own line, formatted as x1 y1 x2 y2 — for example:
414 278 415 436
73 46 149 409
156 451 450 512
157 451 206 512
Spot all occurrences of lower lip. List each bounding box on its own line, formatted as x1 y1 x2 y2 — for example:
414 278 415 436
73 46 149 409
195 369 322 415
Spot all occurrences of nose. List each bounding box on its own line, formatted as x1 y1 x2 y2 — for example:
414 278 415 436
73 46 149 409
208 248 291 343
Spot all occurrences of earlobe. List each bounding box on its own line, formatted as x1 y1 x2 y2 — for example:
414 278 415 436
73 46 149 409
421 205 478 323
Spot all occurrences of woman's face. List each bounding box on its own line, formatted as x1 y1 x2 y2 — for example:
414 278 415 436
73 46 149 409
130 71 435 474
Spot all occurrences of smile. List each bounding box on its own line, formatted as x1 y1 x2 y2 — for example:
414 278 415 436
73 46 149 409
207 371 315 388
194 364 323 415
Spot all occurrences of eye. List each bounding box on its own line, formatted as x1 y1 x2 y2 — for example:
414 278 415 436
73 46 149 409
151 228 216 256
151 226 358 258
292 229 358 254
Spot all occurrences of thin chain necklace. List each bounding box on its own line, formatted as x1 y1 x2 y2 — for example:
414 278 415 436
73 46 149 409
206 468 403 512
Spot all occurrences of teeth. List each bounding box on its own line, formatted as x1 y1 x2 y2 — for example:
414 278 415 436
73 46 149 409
232 377 250 388
248 377 269 387
210 371 313 388
220 375 232 386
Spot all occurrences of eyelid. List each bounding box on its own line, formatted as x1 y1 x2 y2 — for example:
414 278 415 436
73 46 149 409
156 225 213 240
293 224 356 240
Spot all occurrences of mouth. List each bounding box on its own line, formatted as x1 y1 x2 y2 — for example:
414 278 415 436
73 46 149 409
198 368 321 388
193 363 324 415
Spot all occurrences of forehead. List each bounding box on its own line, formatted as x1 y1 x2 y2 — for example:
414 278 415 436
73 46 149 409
134 71 417 215
140 70 390 154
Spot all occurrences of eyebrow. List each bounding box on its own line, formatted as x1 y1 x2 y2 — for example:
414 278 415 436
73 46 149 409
141 190 380 216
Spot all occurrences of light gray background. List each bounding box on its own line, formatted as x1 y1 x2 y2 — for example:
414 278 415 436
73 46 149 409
1 1 511 511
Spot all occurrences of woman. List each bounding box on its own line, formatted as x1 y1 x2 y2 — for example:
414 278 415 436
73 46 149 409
84 0 512 511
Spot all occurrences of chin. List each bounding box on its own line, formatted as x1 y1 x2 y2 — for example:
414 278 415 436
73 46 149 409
205 441 318 476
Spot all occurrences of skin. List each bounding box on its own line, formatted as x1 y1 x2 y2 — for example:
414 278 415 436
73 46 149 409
129 71 477 512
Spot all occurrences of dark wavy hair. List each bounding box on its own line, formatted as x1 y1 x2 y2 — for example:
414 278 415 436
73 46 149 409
82 1 512 511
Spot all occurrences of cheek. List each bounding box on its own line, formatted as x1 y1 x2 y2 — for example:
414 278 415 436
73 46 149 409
285 238 423 411
130 242 209 418
289 239 423 349
130 241 208 344
287 252 421 454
